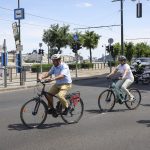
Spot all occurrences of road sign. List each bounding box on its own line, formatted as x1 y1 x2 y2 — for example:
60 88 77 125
39 43 42 48
0 45 2 53
14 8 25 20
108 38 114 45
12 22 19 43
73 34 78 41
16 45 23 51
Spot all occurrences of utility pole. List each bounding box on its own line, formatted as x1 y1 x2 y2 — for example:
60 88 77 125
120 0 124 55
112 0 124 55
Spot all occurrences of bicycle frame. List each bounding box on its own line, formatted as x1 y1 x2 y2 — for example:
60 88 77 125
109 80 126 102
37 81 81 107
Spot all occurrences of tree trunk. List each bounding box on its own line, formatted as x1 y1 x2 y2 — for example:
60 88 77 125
89 48 92 63
48 45 50 64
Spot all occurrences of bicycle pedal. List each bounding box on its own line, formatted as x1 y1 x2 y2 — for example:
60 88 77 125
52 112 58 118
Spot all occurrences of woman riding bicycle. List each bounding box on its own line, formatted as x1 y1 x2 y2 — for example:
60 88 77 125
107 55 134 102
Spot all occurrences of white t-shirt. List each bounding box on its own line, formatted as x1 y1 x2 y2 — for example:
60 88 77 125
116 64 134 80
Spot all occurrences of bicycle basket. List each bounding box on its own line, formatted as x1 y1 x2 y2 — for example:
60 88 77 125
69 92 81 106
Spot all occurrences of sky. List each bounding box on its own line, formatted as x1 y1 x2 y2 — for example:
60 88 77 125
0 0 150 59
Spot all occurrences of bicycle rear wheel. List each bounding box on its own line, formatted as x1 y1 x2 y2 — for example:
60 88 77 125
125 88 141 110
98 89 116 112
20 98 48 128
60 98 84 124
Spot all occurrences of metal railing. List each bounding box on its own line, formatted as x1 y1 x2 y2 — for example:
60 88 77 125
0 63 108 88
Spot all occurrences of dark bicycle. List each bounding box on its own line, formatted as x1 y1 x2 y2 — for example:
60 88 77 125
98 78 141 112
20 80 84 128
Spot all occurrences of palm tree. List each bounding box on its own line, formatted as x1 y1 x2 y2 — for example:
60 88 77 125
82 31 100 63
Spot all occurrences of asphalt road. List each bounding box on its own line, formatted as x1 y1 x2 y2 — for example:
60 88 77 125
0 77 150 150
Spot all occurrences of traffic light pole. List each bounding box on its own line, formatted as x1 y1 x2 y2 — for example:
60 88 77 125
109 44 112 73
75 52 78 78
3 39 7 87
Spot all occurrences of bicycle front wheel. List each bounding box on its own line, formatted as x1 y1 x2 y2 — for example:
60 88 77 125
20 98 48 128
61 98 84 124
98 89 116 112
125 89 141 110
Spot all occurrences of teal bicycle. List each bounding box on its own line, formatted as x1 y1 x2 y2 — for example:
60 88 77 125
98 78 141 112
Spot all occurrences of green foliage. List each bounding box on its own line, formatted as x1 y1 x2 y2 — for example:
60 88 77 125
124 42 134 63
82 31 100 63
68 63 93 70
31 64 53 72
68 64 81 70
112 43 120 61
108 61 119 67
42 24 70 54
80 62 93 69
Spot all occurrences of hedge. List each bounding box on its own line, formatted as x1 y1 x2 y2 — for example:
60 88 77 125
31 64 53 72
31 63 94 72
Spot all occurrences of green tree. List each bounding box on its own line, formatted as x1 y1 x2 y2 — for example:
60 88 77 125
42 24 70 55
82 31 100 63
134 42 148 58
111 42 120 61
124 42 135 63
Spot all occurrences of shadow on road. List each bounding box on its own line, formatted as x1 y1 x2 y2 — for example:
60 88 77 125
8 122 66 131
38 122 66 129
85 108 129 114
8 124 31 131
137 120 150 127
140 104 150 107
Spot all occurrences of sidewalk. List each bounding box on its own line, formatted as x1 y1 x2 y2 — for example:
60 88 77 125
0 67 110 92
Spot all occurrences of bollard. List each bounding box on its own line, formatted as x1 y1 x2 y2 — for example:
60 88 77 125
37 70 39 83
9 68 12 82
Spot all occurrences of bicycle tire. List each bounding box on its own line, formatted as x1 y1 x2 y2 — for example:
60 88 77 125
20 98 48 128
98 89 116 112
60 98 84 124
125 88 141 110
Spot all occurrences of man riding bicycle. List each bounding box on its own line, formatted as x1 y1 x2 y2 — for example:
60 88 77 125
107 55 134 102
39 54 72 115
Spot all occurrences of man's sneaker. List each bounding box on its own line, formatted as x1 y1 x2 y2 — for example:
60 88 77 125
47 108 56 114
62 107 70 115
129 96 135 102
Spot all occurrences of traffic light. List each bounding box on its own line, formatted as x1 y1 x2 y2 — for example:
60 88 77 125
137 2 142 18
110 45 113 51
110 46 114 56
71 42 82 53
38 49 44 55
106 46 110 52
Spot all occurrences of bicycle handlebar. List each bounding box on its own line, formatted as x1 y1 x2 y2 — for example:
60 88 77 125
37 79 50 84
106 77 121 81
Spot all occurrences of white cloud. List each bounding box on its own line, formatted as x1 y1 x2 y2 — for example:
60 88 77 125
76 2 93 8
